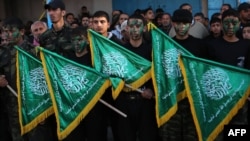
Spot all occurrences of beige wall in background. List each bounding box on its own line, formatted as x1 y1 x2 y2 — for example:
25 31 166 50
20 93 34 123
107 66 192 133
0 0 112 23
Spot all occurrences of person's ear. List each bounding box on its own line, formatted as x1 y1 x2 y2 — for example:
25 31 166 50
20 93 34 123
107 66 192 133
62 10 66 16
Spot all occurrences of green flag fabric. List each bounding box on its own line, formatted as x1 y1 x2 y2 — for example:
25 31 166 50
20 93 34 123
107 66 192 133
88 29 151 99
149 23 193 127
38 47 110 140
179 54 250 141
15 46 53 135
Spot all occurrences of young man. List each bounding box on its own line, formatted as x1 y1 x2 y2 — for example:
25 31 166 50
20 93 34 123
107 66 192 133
205 17 223 40
159 13 172 35
142 7 155 23
32 0 72 140
169 3 209 39
91 10 123 141
242 23 250 39
63 27 94 141
115 14 159 141
39 0 73 58
111 13 129 39
236 2 250 39
65 12 75 27
80 13 90 29
1 17 31 141
172 9 206 58
160 9 206 141
205 9 250 141
206 9 250 68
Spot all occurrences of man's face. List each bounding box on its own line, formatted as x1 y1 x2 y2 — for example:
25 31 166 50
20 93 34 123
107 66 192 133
222 16 240 37
239 8 250 23
194 16 204 24
0 31 9 46
92 17 110 36
81 17 89 27
242 26 250 39
161 14 171 26
119 14 129 25
31 23 47 40
127 18 144 40
71 35 88 53
173 22 191 36
66 15 75 24
47 8 65 23
2 26 23 45
210 22 222 35
144 10 155 21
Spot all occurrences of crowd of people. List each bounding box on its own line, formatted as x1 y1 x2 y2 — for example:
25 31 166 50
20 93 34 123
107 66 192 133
0 0 250 141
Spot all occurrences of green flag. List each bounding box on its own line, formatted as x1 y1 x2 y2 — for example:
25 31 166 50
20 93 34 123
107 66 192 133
179 54 250 141
88 29 151 99
149 23 193 127
38 47 110 140
15 46 53 135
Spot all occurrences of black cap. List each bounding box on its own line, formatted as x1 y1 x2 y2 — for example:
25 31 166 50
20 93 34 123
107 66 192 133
44 0 65 10
238 2 250 12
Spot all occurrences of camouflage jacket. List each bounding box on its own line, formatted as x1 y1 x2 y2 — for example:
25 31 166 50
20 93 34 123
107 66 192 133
39 25 74 58
0 39 36 90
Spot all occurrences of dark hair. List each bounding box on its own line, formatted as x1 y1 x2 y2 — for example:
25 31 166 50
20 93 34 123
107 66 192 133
172 9 193 23
133 9 142 15
238 2 250 12
81 6 87 9
179 3 191 9
194 12 205 19
81 13 90 19
222 9 239 21
2 17 24 29
221 3 232 9
210 17 221 25
156 8 164 14
92 10 110 22
70 26 87 37
109 14 120 31
128 14 147 26
142 7 153 15
211 12 221 19
66 13 74 18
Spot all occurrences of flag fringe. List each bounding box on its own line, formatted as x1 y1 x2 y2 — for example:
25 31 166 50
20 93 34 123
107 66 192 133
112 80 125 99
57 80 110 140
122 69 152 93
21 107 54 135
179 55 250 141
208 86 250 141
40 50 111 140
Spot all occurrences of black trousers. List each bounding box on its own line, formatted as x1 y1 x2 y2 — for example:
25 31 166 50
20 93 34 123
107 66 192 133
115 93 159 141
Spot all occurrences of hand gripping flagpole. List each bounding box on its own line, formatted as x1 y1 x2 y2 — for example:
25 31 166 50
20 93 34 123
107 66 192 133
6 84 127 118
125 84 155 99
